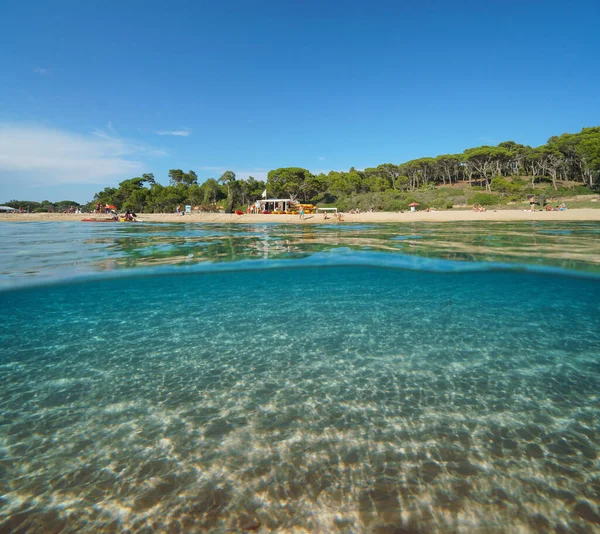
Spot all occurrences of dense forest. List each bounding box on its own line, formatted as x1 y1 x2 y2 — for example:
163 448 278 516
5 126 600 213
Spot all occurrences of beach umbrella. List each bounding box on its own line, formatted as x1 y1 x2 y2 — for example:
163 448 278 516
408 202 419 207
105 204 117 210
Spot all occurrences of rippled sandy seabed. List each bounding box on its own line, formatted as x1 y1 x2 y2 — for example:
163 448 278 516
1 264 599 534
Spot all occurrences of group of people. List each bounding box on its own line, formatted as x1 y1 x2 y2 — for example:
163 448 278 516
322 211 344 222
95 202 114 214
472 204 487 212
109 209 135 221
529 197 567 212
545 203 567 211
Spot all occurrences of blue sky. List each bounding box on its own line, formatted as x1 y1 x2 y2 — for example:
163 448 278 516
1 0 599 203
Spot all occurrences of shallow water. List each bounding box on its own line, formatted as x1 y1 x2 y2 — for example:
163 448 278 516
1 222 599 532
1 221 600 289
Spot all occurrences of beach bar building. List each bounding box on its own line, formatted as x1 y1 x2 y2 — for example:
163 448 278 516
256 198 293 213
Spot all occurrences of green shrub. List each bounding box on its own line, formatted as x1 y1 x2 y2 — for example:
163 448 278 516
436 187 455 195
431 198 453 209
490 176 509 193
444 189 469 198
417 183 436 192
383 194 426 211
555 186 592 197
491 176 523 194
572 185 594 195
510 177 527 187
470 193 499 206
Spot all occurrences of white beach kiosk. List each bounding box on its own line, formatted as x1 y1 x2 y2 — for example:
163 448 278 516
255 199 293 213
252 191 318 214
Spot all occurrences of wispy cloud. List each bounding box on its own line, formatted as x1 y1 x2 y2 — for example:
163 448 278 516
318 156 325 161
155 128 192 137
33 68 49 75
0 123 161 186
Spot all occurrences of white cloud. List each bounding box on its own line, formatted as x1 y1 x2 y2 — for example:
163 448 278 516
318 156 325 161
0 124 157 186
155 128 192 137
33 68 49 75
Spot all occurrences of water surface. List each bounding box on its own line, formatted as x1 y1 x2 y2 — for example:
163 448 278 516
1 221 599 288
1 222 599 532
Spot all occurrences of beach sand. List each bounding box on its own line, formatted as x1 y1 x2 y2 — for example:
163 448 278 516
2 208 600 224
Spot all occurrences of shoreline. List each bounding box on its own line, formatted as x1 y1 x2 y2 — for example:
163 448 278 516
2 208 600 224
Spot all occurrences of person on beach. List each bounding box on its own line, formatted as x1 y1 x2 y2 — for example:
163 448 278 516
529 196 536 211
299 206 305 219
176 204 181 215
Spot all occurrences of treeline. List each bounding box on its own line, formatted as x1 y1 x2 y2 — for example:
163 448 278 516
95 125 598 213
89 170 268 213
265 126 600 200
5 126 598 213
2 199 82 212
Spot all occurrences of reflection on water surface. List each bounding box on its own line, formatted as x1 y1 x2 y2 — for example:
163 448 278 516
1 221 599 287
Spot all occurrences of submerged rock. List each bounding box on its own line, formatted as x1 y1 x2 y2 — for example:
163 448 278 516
572 500 600 525
546 438 576 456
525 443 544 458
447 460 482 476
418 460 442 483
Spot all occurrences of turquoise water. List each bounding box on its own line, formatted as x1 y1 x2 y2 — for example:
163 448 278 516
2 220 600 288
1 222 600 532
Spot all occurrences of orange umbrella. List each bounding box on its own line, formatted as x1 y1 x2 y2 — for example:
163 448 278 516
408 202 419 207
105 204 117 210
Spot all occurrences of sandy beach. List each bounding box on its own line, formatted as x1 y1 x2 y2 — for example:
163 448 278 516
2 208 600 224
